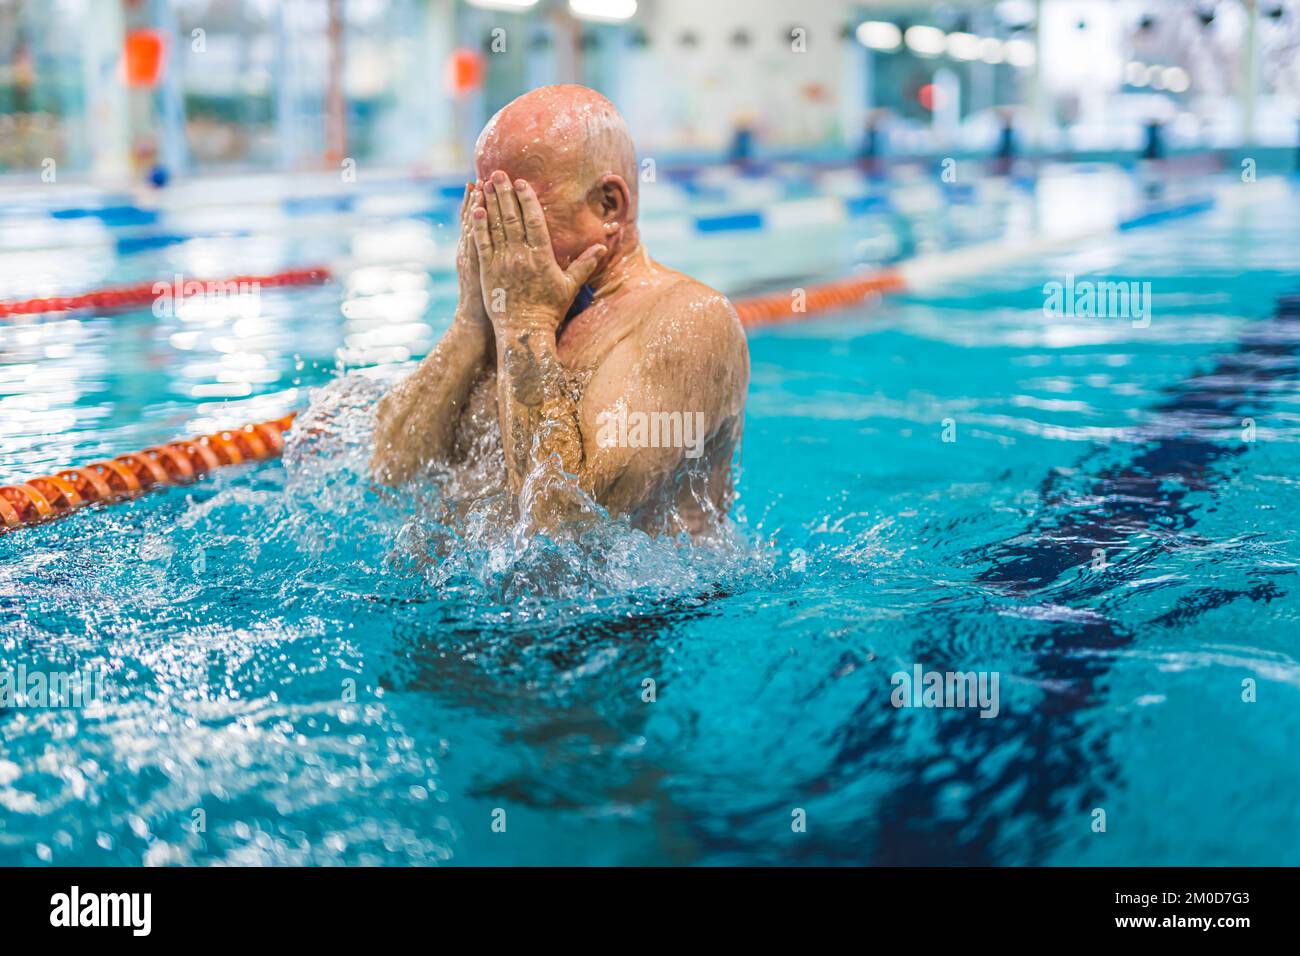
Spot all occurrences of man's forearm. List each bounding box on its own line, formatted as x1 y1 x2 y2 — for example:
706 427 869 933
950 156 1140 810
371 312 491 483
493 317 584 493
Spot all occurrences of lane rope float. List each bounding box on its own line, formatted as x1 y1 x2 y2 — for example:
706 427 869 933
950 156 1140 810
0 267 331 319
733 271 904 328
0 414 295 531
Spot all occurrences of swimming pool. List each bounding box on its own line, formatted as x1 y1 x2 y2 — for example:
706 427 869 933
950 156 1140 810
2 168 1298 865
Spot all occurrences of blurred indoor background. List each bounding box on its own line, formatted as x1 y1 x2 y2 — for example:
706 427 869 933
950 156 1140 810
1 0 1298 185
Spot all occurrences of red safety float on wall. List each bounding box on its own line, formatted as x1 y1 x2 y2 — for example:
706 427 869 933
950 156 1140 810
124 29 167 88
445 48 484 97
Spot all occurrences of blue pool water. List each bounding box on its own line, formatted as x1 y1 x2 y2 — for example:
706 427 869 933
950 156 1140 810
2 169 1299 865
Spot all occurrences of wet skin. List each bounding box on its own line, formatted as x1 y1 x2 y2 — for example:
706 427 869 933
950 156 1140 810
371 86 749 536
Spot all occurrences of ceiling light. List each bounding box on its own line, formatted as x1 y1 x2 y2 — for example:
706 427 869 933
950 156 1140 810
946 31 981 60
568 0 637 21
856 21 902 51
1004 37 1036 67
904 25 946 57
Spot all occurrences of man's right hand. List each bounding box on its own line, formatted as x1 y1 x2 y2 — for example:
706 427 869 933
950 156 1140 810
454 183 492 341
369 183 495 484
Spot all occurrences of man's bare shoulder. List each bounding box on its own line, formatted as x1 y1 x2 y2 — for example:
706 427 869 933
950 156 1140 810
640 271 747 354
626 272 749 419
585 268 748 412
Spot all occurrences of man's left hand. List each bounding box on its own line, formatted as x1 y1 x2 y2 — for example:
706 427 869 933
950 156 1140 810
472 170 606 332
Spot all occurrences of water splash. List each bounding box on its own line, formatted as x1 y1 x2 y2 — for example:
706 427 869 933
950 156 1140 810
278 369 769 628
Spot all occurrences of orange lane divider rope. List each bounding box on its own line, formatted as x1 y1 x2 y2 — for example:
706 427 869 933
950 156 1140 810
0 414 296 531
733 269 905 329
0 267 331 318
0 267 905 532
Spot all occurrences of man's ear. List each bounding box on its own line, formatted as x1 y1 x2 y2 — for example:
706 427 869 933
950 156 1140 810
590 174 631 221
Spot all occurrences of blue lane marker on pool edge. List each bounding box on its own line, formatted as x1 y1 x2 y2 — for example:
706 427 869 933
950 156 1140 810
51 205 158 227
1119 195 1216 231
694 211 764 233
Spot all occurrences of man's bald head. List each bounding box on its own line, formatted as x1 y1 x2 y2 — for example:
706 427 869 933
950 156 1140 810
474 85 638 269
475 85 637 211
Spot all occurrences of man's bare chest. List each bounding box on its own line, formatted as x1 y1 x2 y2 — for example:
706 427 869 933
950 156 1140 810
554 300 639 373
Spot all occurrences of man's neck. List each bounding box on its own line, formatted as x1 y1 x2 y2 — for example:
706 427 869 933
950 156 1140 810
588 231 650 302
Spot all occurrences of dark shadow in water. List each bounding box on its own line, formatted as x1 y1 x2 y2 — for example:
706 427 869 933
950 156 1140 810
819 292 1300 864
377 588 728 863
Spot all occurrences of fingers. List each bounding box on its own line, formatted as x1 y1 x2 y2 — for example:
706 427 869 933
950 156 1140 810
483 177 509 250
564 243 607 291
464 220 480 269
515 179 550 249
470 191 493 261
459 184 477 257
459 181 472 224
472 181 488 229
488 171 525 243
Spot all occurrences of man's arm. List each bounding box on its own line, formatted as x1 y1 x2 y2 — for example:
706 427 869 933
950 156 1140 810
370 316 491 483
371 185 493 484
472 173 605 500
493 319 584 488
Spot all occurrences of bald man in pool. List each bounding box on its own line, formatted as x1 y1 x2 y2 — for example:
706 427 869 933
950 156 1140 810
370 85 749 536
